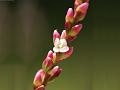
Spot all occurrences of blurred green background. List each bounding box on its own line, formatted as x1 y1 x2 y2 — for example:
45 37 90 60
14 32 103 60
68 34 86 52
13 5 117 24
0 0 120 90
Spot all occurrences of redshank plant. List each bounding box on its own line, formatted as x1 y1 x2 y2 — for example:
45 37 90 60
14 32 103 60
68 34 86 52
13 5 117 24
33 0 90 90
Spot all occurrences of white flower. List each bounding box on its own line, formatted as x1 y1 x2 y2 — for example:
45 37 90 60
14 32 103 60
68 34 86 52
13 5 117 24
53 38 69 53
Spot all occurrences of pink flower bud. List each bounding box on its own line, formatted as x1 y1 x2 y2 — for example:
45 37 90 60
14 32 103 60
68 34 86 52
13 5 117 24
47 50 54 59
53 30 60 42
65 8 74 23
73 24 82 32
56 47 73 61
74 2 89 22
76 2 89 14
42 57 54 71
35 85 45 90
60 30 67 39
33 69 46 88
48 66 62 81
67 24 82 41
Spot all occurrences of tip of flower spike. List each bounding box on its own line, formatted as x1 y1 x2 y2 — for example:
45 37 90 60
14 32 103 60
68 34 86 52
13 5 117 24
76 2 89 13
74 2 89 22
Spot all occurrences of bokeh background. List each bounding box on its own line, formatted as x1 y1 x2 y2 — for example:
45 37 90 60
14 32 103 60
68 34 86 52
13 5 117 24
0 0 120 90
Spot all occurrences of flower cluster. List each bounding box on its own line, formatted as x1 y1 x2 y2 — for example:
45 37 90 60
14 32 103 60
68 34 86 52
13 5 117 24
33 0 89 90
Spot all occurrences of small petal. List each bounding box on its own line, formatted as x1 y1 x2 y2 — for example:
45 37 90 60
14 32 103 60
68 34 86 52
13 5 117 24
59 39 67 46
53 30 60 42
60 30 67 39
59 46 69 53
53 47 60 53
54 38 60 47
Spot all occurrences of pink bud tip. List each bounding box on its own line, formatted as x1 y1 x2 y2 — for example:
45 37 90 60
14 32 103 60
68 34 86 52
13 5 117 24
76 2 89 14
47 50 53 58
61 30 67 39
51 66 62 77
53 30 60 42
66 8 74 23
48 66 62 81
73 24 82 34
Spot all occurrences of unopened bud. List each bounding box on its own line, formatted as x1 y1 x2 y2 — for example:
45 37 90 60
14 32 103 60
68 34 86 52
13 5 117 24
76 2 89 14
48 66 62 81
42 57 54 71
33 69 45 88
74 2 89 22
65 8 74 23
67 24 82 40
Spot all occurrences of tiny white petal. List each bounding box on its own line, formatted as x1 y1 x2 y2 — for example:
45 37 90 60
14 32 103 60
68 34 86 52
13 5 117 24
54 38 60 47
60 39 67 46
53 47 60 52
60 46 69 52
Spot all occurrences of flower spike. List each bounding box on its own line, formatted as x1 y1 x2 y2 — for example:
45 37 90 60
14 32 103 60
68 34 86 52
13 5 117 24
33 0 90 90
